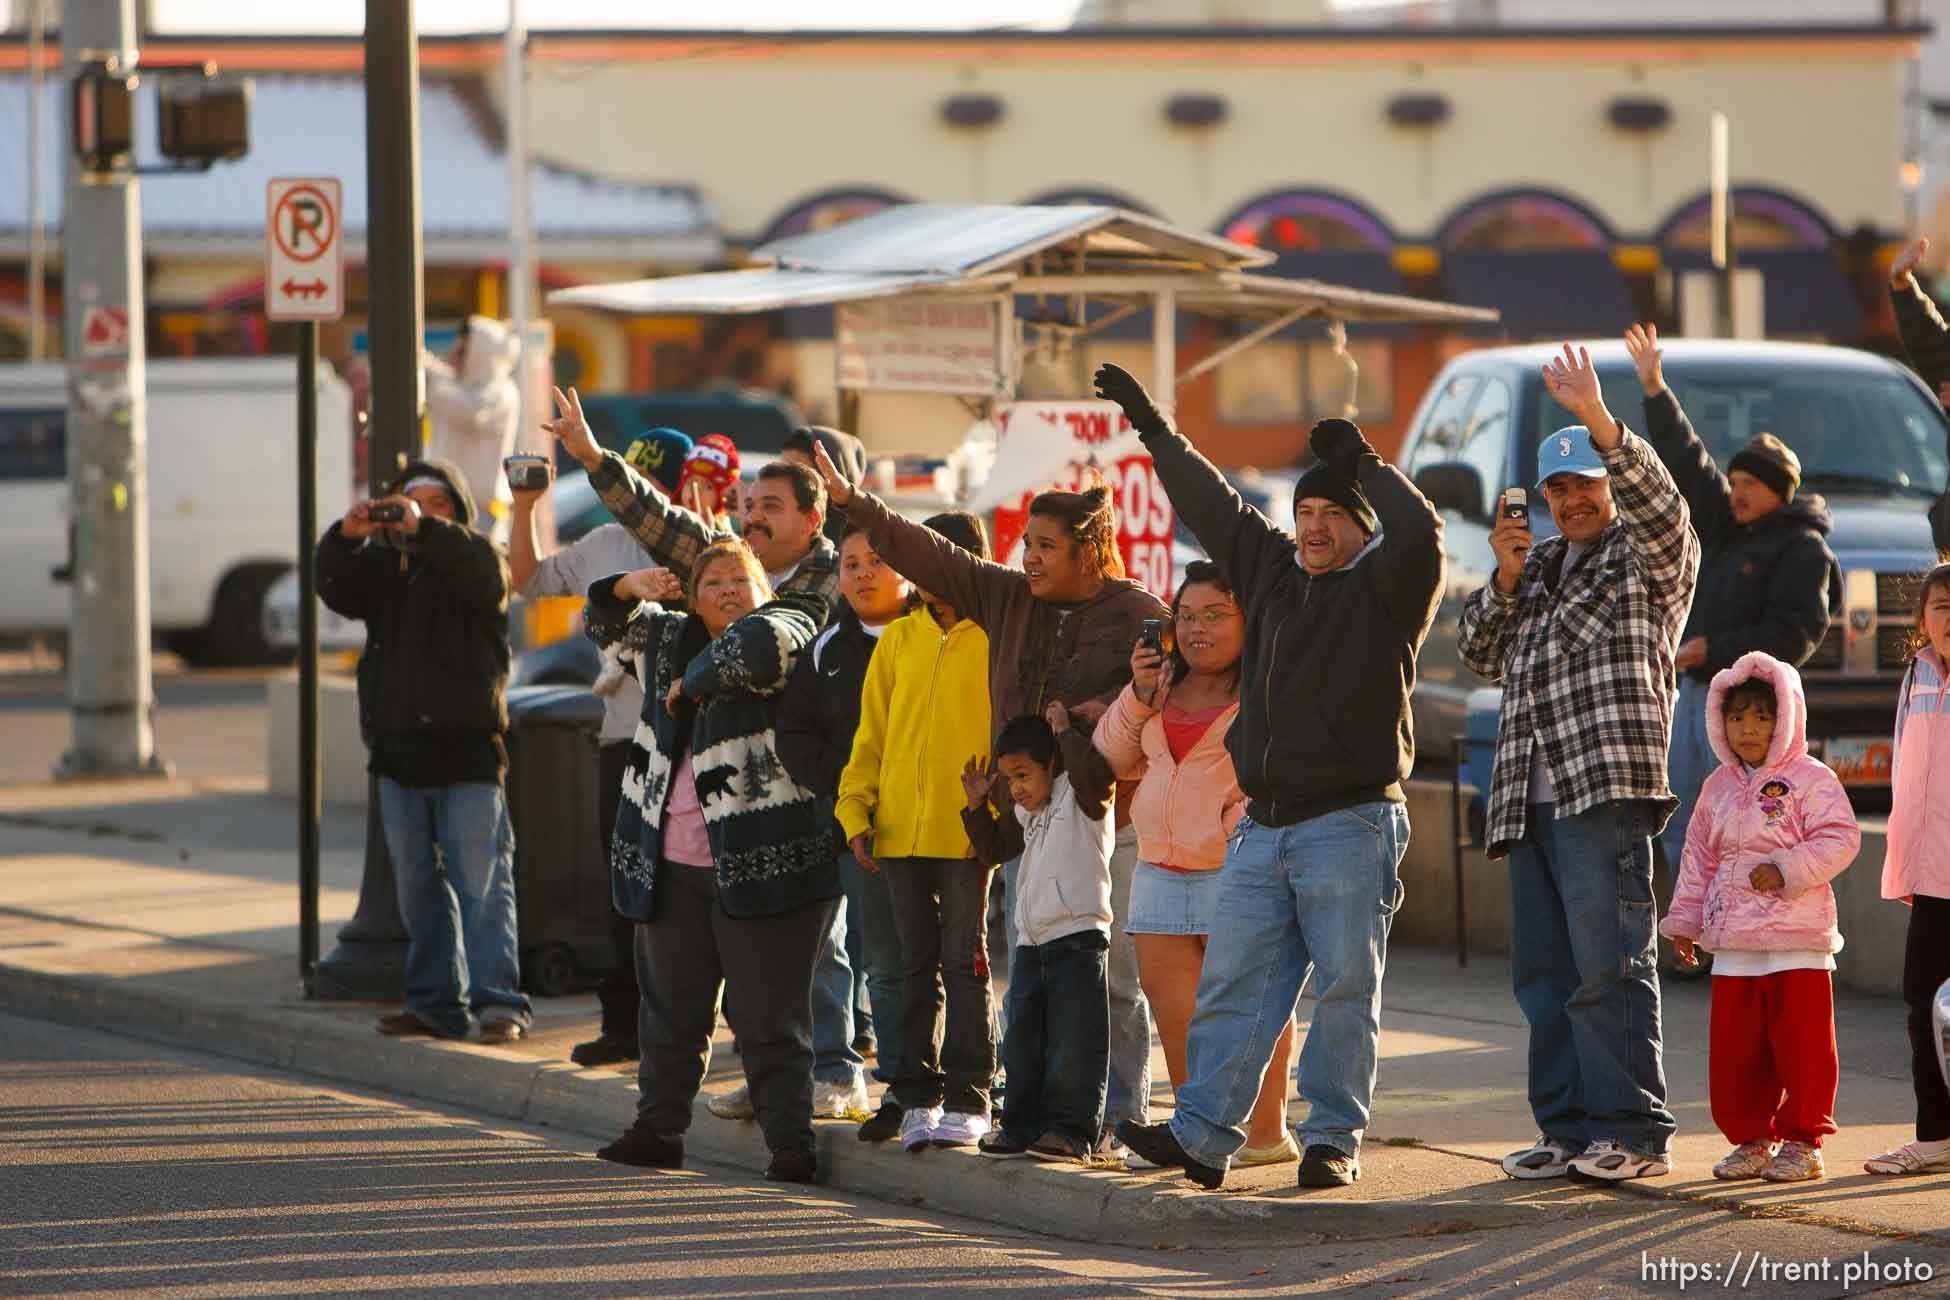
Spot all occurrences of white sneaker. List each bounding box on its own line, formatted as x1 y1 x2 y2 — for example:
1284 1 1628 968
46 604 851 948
706 1083 754 1120
930 1110 991 1148
902 1105 944 1151
1864 1140 1950 1175
1568 1139 1670 1182
1502 1135 1584 1180
813 1076 873 1121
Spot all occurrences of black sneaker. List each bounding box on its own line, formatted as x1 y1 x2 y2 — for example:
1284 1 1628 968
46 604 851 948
597 1127 683 1169
1027 1132 1091 1162
765 1146 819 1183
858 1098 903 1143
1296 1143 1360 1188
1114 1120 1224 1190
978 1130 1031 1159
570 1033 639 1067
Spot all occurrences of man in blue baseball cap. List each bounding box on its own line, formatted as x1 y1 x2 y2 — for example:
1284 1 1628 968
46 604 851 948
1458 344 1701 1186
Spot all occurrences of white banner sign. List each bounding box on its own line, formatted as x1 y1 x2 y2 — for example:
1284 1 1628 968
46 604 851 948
836 296 1010 396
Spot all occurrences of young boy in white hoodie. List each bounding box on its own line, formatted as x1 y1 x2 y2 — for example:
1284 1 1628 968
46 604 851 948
961 703 1116 1161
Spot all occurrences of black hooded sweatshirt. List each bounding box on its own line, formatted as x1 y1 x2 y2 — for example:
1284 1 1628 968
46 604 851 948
1641 389 1840 681
316 457 513 786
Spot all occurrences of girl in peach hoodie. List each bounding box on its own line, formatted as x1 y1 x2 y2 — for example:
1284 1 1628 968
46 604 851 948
1662 651 1860 1183
1094 562 1299 1165
1866 561 1950 1177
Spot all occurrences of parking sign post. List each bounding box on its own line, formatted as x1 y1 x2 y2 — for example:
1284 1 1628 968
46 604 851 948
267 177 343 992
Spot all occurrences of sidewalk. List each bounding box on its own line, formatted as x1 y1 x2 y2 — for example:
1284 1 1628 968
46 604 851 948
2 775 1946 1250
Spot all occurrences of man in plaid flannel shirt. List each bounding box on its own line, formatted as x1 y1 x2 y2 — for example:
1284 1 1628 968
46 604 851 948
540 385 840 611
1458 345 1700 1186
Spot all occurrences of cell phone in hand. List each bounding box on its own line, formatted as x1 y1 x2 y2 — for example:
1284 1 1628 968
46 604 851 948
369 502 406 524
1500 487 1528 522
1138 618 1169 656
505 454 552 492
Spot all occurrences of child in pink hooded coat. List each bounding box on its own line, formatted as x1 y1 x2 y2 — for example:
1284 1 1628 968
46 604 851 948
1662 651 1860 1183
1865 560 1950 1177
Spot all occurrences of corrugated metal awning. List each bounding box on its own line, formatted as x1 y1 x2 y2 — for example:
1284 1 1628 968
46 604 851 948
550 268 988 314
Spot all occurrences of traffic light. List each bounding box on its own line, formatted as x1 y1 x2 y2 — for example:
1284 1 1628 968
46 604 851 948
159 71 251 165
72 61 136 173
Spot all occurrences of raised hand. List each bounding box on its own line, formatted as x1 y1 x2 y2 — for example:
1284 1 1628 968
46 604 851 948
1092 363 1168 436
960 755 995 811
810 439 854 508
1489 505 1534 596
1623 323 1664 397
1891 238 1928 289
1044 699 1070 735
541 386 601 471
682 476 719 521
341 500 378 540
617 566 683 604
1541 344 1617 448
1131 638 1169 703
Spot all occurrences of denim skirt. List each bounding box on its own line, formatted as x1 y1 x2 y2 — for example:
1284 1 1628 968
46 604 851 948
1125 860 1223 936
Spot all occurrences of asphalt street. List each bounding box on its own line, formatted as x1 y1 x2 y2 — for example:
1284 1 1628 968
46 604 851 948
7 1011 1950 1298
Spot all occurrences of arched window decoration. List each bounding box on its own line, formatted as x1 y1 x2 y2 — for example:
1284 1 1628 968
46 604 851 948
1658 187 1834 253
1438 190 1613 253
756 187 911 247
1656 188 1858 340
1436 189 1630 337
1218 190 1395 255
1021 186 1155 215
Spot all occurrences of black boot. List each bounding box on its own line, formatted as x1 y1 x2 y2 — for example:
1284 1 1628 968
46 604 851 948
597 1127 684 1169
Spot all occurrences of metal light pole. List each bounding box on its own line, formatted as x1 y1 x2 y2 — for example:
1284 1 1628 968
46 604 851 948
312 0 426 1001
27 0 46 362
58 0 167 781
505 0 534 435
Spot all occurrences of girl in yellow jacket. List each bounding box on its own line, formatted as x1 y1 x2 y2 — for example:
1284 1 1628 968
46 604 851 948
836 511 996 1151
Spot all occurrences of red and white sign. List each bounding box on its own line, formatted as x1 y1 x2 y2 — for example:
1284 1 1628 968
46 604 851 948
265 177 344 322
989 401 1175 599
79 306 130 359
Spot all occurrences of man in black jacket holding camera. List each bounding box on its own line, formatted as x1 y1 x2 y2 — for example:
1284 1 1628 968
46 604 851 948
317 458 531 1044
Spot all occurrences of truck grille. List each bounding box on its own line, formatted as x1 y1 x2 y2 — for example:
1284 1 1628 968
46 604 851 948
1879 572 1922 617
1879 624 1919 670
1802 625 1843 671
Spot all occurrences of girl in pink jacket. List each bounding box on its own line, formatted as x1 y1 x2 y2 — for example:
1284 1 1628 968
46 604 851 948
1866 561 1950 1177
1662 651 1860 1183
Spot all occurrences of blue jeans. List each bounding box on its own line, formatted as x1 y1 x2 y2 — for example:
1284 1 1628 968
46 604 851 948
838 850 873 1043
999 929 1110 1147
1105 824 1155 1133
376 778 531 1038
1170 801 1408 1165
811 878 864 1088
843 849 907 1087
1509 800 1675 1157
1661 676 1715 870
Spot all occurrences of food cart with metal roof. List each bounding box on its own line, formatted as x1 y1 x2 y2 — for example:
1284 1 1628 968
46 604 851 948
550 203 1496 583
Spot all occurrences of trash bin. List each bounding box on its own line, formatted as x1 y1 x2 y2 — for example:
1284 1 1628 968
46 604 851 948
1461 687 1500 846
504 684 612 997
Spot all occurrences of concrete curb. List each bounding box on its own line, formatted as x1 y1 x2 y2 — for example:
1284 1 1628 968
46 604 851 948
0 960 1548 1248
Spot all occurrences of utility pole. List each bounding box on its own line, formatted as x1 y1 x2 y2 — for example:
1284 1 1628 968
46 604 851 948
312 0 424 1001
1709 111 1740 339
505 0 534 438
58 0 167 780
27 0 46 362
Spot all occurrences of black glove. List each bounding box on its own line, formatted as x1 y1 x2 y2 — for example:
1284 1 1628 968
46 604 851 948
1309 417 1373 479
1092 363 1169 439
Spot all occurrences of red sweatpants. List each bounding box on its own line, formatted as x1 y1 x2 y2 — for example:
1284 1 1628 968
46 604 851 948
1709 970 1839 1147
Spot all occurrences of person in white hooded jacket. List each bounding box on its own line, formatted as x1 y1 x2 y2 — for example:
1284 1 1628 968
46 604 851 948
425 316 521 536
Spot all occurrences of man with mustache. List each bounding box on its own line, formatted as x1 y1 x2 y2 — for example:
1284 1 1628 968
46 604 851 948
543 387 839 612
1458 346 1701 1186
543 389 868 1119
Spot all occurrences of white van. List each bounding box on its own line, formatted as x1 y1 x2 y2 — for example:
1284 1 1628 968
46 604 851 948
0 358 354 664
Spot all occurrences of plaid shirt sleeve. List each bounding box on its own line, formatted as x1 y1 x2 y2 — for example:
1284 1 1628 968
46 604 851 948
1458 582 1521 683
588 449 732 586
1597 429 1701 621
